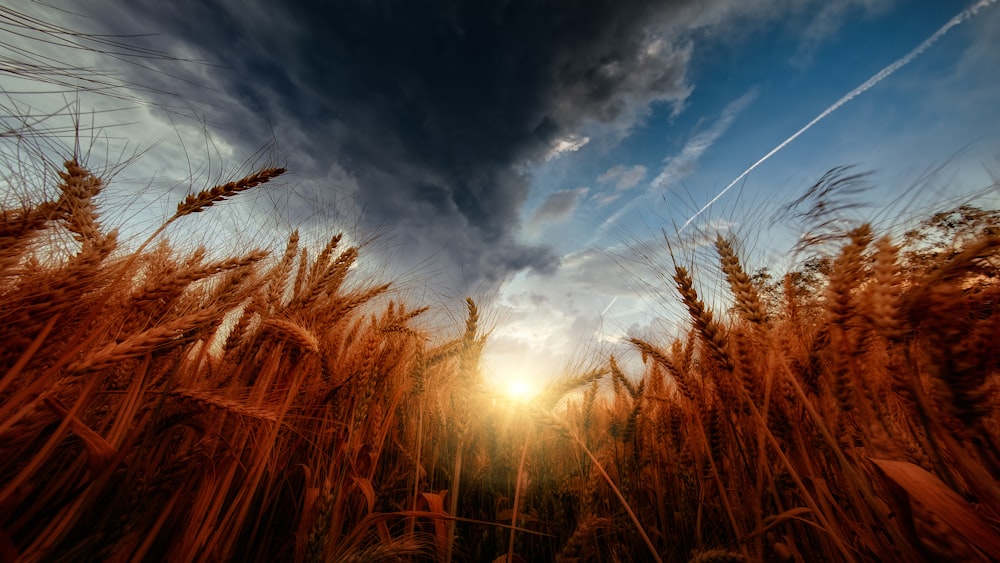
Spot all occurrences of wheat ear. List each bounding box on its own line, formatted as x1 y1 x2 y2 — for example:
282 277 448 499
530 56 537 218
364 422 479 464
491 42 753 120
716 235 768 326
865 235 906 341
673 266 732 371
55 158 104 246
262 317 321 354
628 337 696 400
174 167 285 218
131 167 286 258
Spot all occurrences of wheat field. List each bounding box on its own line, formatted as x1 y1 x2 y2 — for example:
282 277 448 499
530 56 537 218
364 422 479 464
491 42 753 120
1 156 998 562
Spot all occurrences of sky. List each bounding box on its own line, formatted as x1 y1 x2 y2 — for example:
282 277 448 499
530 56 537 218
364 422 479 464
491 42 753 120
2 0 999 392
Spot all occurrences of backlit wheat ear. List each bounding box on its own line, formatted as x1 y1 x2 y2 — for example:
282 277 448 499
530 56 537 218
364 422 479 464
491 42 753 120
866 235 906 341
922 233 1000 285
1 228 119 339
265 230 299 306
824 225 873 413
262 318 320 354
781 272 800 324
168 389 280 423
537 368 605 409
300 246 357 307
422 338 463 368
914 233 1000 425
129 166 287 258
522 402 664 562
673 266 732 372
134 249 268 304
292 247 309 303
459 297 483 382
222 304 255 354
582 380 598 432
622 379 646 442
381 303 429 333
0 203 58 273
207 255 265 305
0 202 57 244
715 235 768 326
307 233 343 285
67 309 216 374
609 354 638 398
463 297 479 342
555 515 608 563
321 282 392 325
56 158 103 246
174 167 285 218
628 337 695 400
825 224 872 326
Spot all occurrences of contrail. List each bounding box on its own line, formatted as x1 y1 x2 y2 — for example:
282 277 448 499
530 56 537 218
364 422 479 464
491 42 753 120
600 295 619 317
679 0 998 233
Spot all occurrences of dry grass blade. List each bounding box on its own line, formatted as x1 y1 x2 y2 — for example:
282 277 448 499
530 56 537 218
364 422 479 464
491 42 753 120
41 394 116 474
870 458 1000 560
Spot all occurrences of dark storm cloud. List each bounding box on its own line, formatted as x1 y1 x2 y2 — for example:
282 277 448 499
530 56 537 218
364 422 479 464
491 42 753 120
85 0 709 285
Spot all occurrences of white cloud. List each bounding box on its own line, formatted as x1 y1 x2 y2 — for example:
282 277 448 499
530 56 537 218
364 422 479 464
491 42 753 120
651 87 758 191
545 134 591 161
793 0 896 67
598 164 648 191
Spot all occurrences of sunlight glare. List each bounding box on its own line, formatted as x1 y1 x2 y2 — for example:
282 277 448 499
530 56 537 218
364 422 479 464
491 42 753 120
502 378 540 404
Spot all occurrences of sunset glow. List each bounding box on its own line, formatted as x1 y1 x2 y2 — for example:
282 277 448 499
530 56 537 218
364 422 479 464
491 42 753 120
504 379 539 403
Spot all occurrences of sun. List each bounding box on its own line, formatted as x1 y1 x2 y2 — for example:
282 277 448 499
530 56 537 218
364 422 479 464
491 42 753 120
492 376 540 404
507 380 537 401
482 355 543 405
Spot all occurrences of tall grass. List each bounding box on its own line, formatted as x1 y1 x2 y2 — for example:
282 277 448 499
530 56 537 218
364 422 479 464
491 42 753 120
1 155 998 561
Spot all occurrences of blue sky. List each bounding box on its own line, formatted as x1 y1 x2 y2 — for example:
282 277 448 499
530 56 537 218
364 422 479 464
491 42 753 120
1 0 998 392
